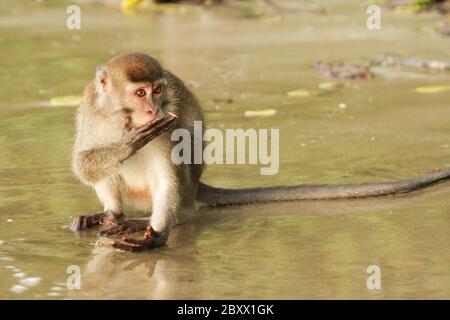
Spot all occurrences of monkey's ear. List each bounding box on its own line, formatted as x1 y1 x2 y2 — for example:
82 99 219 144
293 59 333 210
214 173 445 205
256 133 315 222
95 67 109 93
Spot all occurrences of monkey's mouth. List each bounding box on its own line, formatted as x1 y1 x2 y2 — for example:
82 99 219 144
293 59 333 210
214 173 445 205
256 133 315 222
125 112 177 134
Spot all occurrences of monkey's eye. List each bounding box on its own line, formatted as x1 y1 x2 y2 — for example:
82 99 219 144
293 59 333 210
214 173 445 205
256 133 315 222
153 85 163 95
135 89 146 97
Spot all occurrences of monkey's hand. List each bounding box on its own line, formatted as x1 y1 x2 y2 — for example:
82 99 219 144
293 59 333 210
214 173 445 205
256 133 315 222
121 115 177 161
111 226 165 252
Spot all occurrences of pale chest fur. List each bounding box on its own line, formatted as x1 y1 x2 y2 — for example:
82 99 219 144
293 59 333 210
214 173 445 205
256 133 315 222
118 137 173 211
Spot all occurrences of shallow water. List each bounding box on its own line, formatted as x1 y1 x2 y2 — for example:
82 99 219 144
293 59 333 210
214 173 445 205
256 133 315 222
0 0 449 299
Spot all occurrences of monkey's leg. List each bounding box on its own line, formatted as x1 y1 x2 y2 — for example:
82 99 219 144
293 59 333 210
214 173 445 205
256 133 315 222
92 177 144 236
111 183 178 251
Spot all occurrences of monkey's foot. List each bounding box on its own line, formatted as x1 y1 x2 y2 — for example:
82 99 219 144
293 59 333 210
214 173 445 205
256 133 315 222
69 212 107 232
98 217 146 236
111 226 164 252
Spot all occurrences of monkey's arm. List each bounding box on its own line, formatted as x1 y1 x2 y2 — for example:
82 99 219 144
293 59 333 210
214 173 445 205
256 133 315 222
73 116 176 184
73 144 131 183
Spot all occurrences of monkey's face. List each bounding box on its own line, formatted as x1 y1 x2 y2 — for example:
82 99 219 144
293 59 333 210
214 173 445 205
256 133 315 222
118 79 167 128
96 53 169 130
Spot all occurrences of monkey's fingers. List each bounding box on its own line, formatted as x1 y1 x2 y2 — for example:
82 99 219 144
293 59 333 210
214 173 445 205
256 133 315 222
131 117 177 150
141 120 176 144
140 115 176 136
146 116 177 138
131 116 174 142
131 130 160 150
133 116 166 134
163 115 178 131
131 114 174 136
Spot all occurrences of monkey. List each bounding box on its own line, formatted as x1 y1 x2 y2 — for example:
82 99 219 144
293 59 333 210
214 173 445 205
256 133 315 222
71 52 205 252
70 52 450 252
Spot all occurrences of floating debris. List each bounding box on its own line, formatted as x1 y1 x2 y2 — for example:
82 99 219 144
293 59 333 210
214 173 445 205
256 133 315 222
50 286 64 292
318 81 343 91
13 272 26 279
263 0 324 14
287 82 342 98
315 62 372 80
20 277 42 287
121 0 144 13
244 109 277 117
49 95 83 107
287 89 321 97
0 240 4 245
372 55 450 71
6 219 13 223
9 284 28 293
338 103 347 110
120 0 201 15
0 256 14 261
415 85 450 94
387 0 450 14
47 292 62 297
392 4 422 14
370 67 438 80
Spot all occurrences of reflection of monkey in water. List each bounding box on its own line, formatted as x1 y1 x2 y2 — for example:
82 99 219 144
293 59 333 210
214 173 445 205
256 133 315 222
70 52 450 251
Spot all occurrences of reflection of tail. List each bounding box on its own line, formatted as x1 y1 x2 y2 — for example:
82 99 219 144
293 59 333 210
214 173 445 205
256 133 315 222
198 169 450 207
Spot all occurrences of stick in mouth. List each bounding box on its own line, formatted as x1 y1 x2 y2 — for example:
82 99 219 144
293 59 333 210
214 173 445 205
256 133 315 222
167 112 178 119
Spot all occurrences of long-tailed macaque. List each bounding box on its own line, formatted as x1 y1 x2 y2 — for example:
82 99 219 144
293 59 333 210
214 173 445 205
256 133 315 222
71 52 450 251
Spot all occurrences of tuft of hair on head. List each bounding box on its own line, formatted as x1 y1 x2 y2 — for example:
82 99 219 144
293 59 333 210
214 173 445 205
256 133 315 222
106 52 164 83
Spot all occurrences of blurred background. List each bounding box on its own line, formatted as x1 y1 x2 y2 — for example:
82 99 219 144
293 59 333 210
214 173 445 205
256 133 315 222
0 0 449 299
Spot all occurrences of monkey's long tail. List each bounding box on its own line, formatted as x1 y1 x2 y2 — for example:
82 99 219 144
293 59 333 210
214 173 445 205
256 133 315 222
197 168 450 207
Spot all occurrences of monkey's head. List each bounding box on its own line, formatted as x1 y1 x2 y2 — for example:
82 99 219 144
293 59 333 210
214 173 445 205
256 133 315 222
95 52 168 128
